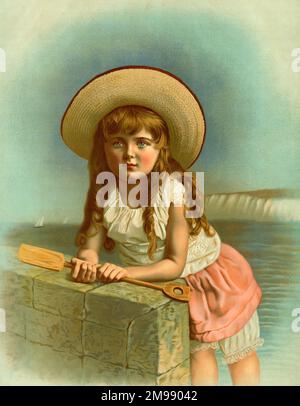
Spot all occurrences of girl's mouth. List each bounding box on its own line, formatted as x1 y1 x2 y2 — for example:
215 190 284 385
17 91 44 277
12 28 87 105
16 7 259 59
127 164 137 169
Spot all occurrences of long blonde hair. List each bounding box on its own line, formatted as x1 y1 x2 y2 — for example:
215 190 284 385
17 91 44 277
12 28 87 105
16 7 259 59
75 105 214 259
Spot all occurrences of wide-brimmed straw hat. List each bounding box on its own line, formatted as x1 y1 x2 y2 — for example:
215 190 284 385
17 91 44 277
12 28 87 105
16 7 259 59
61 66 206 169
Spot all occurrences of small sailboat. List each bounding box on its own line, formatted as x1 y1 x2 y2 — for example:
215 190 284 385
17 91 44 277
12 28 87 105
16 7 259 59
63 217 68 224
34 216 44 228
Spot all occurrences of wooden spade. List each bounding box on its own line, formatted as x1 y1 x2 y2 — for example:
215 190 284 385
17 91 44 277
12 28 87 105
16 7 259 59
18 244 190 302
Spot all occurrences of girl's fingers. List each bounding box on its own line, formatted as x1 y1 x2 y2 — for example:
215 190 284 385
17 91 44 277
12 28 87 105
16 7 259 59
101 267 112 282
114 270 127 281
83 264 93 283
71 259 99 283
96 264 127 282
96 268 103 281
85 264 98 283
89 265 97 282
97 263 110 280
98 263 110 273
76 267 85 281
72 259 81 279
77 270 84 283
77 262 88 282
72 258 85 279
71 258 127 283
102 264 114 279
97 263 114 282
107 269 121 282
71 257 78 265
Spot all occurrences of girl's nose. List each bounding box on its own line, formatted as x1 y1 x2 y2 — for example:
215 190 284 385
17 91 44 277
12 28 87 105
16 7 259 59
124 144 135 159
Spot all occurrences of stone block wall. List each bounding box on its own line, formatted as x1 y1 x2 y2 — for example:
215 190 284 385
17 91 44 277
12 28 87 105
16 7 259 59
0 265 190 385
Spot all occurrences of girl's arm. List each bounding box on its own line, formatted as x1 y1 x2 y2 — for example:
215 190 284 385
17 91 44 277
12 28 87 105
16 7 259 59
125 203 189 282
76 223 106 264
72 220 106 282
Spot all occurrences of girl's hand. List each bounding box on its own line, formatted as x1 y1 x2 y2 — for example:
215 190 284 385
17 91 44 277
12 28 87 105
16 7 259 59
96 262 129 283
71 257 98 283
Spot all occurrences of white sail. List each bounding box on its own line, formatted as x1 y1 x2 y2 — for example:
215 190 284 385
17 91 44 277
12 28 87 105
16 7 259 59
34 216 44 227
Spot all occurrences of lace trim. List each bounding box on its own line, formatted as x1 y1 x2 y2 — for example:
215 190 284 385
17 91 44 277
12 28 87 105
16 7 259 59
223 338 264 365
189 338 264 361
190 341 219 354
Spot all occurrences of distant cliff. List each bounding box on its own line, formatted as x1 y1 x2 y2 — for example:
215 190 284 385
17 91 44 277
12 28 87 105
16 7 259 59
205 189 300 222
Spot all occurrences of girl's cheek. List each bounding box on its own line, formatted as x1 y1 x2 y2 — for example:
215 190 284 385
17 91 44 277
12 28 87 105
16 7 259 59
140 152 156 167
140 156 150 166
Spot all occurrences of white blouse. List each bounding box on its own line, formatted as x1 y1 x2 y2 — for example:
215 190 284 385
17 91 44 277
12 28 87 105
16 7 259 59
102 177 221 277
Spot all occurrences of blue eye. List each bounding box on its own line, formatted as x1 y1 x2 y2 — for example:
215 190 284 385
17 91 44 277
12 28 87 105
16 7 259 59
112 141 123 148
137 141 148 148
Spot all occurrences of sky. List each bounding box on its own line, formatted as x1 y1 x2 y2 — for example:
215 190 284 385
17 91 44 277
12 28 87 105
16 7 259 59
0 0 299 223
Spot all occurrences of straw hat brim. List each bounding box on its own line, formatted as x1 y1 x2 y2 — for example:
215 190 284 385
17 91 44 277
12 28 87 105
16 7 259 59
61 66 206 170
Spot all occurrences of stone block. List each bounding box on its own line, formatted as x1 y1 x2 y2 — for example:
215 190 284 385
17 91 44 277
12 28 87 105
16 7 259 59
21 341 83 385
82 357 127 385
0 332 83 385
0 267 48 308
0 332 28 385
25 307 83 355
82 321 127 367
157 359 191 386
85 281 169 330
4 304 27 338
127 301 190 374
33 269 98 320
3 267 191 385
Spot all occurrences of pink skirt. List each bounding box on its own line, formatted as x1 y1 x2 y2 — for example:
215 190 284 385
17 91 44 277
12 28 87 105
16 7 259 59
184 243 262 343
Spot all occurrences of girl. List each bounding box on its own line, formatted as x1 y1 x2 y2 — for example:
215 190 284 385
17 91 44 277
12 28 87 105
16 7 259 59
61 66 263 386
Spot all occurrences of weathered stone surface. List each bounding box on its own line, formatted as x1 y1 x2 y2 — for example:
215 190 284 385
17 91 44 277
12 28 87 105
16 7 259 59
85 281 169 329
82 357 127 385
126 368 158 386
21 342 83 385
25 307 83 355
1 267 48 308
0 332 29 385
82 321 127 367
82 358 190 386
157 302 190 372
3 267 191 385
157 359 191 386
34 269 98 320
126 359 191 386
0 333 82 385
4 304 27 337
127 301 190 374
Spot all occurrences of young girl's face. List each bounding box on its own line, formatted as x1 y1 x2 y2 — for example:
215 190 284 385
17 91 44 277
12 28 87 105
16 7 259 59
104 128 160 179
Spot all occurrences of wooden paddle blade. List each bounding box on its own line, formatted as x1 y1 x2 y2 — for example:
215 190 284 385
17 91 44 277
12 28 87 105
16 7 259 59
18 244 65 272
162 283 190 302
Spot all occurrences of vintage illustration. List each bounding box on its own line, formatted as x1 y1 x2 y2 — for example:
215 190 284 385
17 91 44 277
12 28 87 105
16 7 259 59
0 0 299 386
